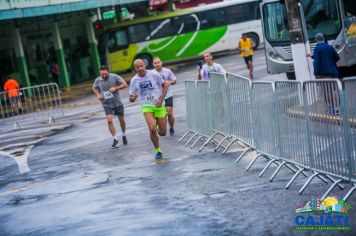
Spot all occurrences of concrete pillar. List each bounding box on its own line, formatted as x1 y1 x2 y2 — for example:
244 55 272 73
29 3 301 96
52 22 70 88
86 17 101 74
12 28 31 88
168 0 175 11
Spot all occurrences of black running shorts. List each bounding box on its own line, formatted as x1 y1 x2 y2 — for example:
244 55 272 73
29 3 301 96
243 55 253 65
104 105 124 116
164 96 173 107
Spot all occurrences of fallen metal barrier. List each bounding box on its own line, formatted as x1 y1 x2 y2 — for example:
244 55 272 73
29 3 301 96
0 83 63 128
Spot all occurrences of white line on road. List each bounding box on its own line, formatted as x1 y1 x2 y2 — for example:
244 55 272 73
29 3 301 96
0 138 44 173
0 145 33 173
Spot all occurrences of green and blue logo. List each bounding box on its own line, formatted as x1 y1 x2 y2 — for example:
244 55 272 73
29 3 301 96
295 196 351 231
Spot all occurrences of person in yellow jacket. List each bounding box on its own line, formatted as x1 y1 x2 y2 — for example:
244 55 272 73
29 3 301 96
238 33 255 79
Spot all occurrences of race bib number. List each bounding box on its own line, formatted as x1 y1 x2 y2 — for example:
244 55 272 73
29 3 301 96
103 91 114 100
144 93 157 105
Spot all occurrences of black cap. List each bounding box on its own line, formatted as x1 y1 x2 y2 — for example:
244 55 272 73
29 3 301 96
99 65 109 71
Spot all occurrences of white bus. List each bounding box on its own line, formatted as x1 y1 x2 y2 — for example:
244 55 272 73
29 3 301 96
260 0 356 79
104 0 263 71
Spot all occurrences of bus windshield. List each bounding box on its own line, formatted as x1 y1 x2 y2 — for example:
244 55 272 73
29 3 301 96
262 0 342 43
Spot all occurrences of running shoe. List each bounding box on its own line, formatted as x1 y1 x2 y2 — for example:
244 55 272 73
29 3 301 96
122 136 128 145
169 128 175 136
155 152 163 160
112 139 119 148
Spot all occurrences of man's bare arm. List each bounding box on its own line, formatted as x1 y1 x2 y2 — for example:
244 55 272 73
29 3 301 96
92 87 103 100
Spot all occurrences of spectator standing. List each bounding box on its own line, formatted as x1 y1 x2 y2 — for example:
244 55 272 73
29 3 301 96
197 52 225 80
4 76 22 113
49 60 60 83
313 33 340 79
313 33 340 115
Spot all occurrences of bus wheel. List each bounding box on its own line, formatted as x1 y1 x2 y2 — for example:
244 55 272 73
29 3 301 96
135 54 153 69
247 33 259 50
286 72 296 80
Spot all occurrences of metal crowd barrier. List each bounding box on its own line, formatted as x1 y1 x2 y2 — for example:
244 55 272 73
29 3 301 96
179 80 197 144
247 82 284 177
180 74 356 201
299 80 347 198
274 81 309 168
179 80 214 148
341 77 356 200
0 83 63 128
226 73 255 159
198 73 231 152
274 81 310 187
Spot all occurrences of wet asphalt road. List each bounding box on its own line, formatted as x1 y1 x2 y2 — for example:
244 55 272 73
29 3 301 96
0 51 355 235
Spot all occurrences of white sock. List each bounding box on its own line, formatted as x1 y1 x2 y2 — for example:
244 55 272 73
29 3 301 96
122 132 126 137
113 135 118 140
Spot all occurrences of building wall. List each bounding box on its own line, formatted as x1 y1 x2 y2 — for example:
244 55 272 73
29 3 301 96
0 14 95 87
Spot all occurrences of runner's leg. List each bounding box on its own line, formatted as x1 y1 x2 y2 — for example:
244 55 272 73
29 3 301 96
118 116 126 134
144 112 160 148
249 60 253 76
166 106 174 129
106 114 116 137
118 115 128 144
244 57 250 71
156 117 167 136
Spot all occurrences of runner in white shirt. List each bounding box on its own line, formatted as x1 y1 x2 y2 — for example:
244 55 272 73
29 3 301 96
153 57 177 136
197 51 225 80
129 59 169 160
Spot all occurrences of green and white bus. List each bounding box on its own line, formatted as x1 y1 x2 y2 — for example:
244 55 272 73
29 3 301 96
260 0 356 79
104 0 262 72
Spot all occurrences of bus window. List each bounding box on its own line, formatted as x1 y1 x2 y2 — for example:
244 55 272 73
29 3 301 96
148 19 173 39
303 0 341 39
262 3 289 42
226 2 258 24
107 30 128 52
343 0 356 16
173 14 199 34
199 9 226 30
128 24 149 43
255 5 261 19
